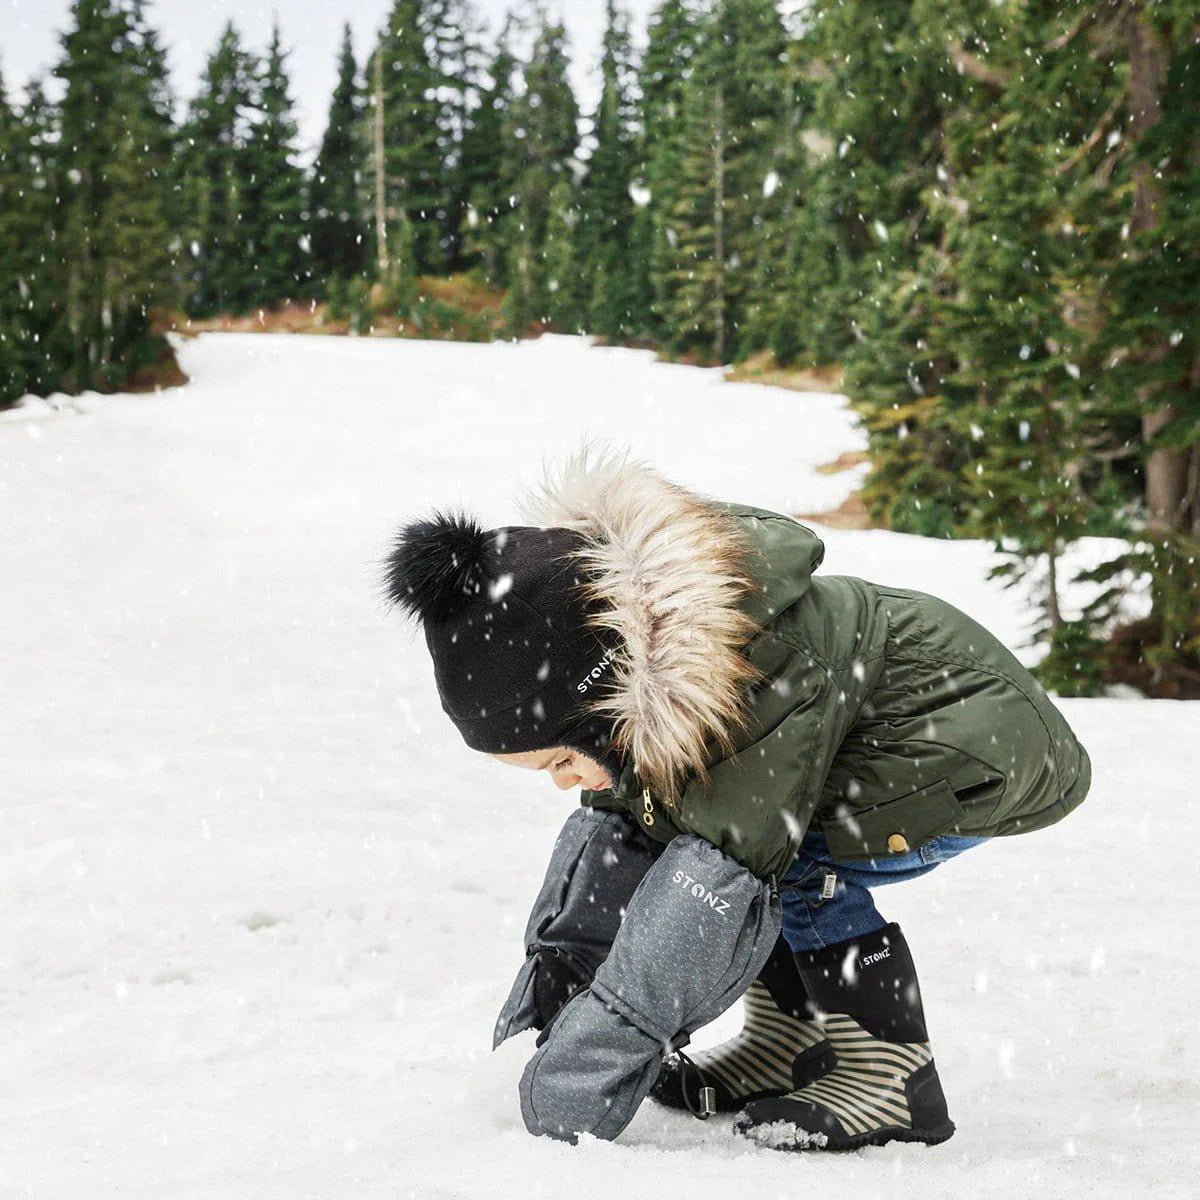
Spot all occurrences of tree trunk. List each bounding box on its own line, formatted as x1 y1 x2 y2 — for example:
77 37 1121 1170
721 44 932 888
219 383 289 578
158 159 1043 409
373 50 388 283
1128 9 1188 532
712 83 725 364
1046 541 1062 632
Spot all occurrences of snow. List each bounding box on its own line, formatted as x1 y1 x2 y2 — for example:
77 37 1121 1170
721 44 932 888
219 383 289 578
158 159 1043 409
1 332 1196 1198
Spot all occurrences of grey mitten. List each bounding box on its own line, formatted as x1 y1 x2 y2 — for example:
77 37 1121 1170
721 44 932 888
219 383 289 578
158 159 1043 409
493 806 664 1049
517 833 782 1143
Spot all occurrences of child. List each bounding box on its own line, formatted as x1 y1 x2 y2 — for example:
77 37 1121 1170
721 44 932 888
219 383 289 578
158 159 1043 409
382 444 1091 1151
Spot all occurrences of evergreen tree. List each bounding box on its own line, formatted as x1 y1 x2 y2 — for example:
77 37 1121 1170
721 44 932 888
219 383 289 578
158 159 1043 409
506 8 579 249
778 0 988 366
373 0 450 275
541 176 585 331
500 7 580 331
578 0 640 340
55 0 176 389
179 23 258 315
425 0 478 270
459 16 519 284
740 37 806 360
837 0 1034 537
662 0 789 360
1083 2 1200 690
0 70 35 405
244 22 310 305
13 79 63 396
310 25 368 287
638 0 699 339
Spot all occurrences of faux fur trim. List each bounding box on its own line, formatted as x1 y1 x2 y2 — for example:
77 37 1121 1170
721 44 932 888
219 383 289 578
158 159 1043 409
517 441 765 808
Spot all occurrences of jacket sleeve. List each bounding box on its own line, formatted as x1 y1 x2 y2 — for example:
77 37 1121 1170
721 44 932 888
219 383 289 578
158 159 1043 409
517 833 781 1143
493 806 663 1048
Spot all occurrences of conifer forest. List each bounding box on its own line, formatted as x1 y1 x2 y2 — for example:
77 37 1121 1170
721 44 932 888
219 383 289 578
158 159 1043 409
1 1 1197 695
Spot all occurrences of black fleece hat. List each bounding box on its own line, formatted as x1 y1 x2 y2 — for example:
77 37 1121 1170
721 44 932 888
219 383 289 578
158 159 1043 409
381 510 625 783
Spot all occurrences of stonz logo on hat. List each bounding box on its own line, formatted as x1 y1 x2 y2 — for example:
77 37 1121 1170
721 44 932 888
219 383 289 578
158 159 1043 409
577 646 618 695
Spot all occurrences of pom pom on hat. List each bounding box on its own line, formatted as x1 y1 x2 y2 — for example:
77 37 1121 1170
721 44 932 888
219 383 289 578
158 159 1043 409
381 509 489 624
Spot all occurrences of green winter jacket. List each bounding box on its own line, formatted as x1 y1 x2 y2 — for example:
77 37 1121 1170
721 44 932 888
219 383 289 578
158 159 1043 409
523 461 1091 883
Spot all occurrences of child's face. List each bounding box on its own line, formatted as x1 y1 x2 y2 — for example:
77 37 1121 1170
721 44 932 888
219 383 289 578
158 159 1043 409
489 747 614 793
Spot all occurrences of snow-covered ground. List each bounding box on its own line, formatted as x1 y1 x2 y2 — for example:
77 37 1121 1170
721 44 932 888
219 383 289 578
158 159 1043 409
1 333 1195 1199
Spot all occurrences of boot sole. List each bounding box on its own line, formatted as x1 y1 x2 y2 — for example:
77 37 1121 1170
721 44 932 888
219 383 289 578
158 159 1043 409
733 1114 956 1153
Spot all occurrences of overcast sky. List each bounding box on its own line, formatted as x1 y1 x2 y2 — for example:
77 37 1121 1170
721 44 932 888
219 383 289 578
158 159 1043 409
2 0 660 157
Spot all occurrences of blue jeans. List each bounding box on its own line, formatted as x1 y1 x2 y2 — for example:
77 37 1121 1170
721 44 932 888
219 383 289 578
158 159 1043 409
779 829 989 953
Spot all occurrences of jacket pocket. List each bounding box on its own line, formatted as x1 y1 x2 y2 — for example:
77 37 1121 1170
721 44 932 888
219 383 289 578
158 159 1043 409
819 778 964 861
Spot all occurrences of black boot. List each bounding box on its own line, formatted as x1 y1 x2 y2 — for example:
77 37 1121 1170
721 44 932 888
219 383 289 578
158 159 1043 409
733 923 955 1151
650 936 834 1114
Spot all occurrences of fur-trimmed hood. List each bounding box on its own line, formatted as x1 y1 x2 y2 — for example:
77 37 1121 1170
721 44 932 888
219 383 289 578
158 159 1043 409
517 443 767 807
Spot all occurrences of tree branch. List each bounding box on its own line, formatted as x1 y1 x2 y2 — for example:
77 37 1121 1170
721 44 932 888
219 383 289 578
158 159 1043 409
1056 86 1127 175
1046 6 1100 52
947 40 1011 88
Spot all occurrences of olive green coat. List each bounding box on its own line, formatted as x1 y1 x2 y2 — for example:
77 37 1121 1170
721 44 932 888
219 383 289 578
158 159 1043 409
579 500 1091 882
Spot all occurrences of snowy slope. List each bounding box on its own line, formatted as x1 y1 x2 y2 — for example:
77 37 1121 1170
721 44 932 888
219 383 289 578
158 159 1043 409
0 332 1195 1199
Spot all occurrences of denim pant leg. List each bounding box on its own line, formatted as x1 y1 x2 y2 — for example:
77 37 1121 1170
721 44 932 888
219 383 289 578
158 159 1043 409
779 829 988 954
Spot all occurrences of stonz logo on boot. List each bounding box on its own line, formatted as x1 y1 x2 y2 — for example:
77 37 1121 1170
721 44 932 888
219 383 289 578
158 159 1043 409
860 947 891 967
577 646 619 694
672 870 730 916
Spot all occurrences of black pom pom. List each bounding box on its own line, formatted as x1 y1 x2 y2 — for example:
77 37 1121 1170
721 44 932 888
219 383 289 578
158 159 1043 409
381 509 489 623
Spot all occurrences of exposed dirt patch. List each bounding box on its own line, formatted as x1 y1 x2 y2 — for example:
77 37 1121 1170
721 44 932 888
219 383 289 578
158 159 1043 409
724 350 844 393
793 491 877 531
815 449 870 475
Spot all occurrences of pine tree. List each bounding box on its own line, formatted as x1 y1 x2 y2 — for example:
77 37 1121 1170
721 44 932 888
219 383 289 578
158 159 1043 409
638 0 699 340
244 22 311 306
740 37 805 360
13 79 63 396
1083 2 1200 691
310 25 368 288
179 23 258 315
578 0 640 340
662 0 789 361
55 0 176 389
373 0 449 275
425 0 478 270
499 7 580 332
541 176 585 331
0 70 35 405
506 9 579 250
834 0 1028 536
459 16 519 284
662 13 727 358
777 0 986 366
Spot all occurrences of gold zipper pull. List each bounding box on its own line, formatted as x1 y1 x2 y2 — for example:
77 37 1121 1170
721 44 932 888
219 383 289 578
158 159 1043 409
641 787 655 827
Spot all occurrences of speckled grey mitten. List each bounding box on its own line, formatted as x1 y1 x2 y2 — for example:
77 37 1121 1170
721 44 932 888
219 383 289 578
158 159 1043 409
517 834 782 1143
493 807 663 1049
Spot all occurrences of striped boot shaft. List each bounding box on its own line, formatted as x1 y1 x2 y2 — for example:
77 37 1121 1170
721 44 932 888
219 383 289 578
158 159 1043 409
650 980 831 1113
778 1014 931 1136
733 923 955 1151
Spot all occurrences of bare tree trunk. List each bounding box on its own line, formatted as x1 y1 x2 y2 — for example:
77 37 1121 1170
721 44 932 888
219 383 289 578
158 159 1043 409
1188 356 1200 536
1046 540 1062 631
712 84 725 363
1128 10 1188 533
373 50 389 283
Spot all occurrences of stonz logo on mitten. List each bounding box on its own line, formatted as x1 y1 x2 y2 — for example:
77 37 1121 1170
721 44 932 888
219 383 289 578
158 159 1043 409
860 947 891 967
672 870 730 915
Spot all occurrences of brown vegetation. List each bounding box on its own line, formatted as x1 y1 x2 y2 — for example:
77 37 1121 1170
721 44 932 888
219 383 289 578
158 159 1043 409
1102 617 1200 700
